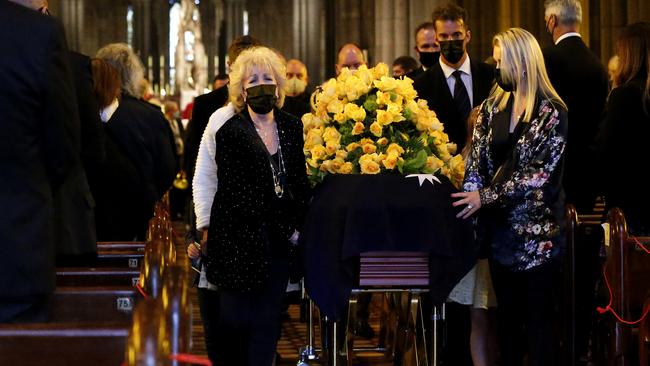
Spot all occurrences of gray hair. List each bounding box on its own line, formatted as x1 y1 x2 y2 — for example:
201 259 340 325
544 0 582 26
96 43 144 98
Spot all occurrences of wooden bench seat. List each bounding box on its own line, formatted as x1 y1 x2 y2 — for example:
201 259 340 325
56 268 140 287
95 251 144 269
0 322 128 366
97 241 145 252
51 286 137 323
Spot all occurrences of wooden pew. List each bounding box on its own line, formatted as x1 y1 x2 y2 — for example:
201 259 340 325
51 286 137 323
96 250 144 269
56 267 140 287
97 241 145 252
0 323 128 366
598 207 650 365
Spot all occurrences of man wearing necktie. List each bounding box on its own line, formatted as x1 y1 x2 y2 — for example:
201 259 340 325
413 3 494 153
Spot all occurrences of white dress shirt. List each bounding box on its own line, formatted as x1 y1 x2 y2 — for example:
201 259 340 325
439 56 474 106
555 32 581 45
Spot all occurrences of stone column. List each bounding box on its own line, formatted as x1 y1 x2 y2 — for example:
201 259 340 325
224 0 245 46
292 0 326 85
374 0 410 66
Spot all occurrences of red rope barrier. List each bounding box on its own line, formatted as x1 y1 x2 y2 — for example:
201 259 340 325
596 236 650 325
170 353 212 366
134 282 149 299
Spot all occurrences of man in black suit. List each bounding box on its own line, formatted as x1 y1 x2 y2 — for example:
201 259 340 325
543 1 609 363
14 0 102 267
0 0 78 322
413 4 493 153
543 0 608 213
409 21 439 79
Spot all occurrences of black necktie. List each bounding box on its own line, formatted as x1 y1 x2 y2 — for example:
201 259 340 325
452 70 471 122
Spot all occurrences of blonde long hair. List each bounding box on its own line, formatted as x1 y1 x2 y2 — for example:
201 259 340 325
490 28 565 122
228 46 287 112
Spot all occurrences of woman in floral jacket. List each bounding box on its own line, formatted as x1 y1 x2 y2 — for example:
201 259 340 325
452 28 567 366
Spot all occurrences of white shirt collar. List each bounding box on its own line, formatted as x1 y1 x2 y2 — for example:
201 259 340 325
439 55 472 79
555 32 581 45
100 98 119 123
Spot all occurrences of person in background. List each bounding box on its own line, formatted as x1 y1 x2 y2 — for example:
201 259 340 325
96 43 176 240
1 0 77 322
392 55 419 78
543 0 608 214
194 46 310 365
335 43 366 75
90 58 146 241
213 73 230 90
282 58 311 118
453 27 568 366
163 100 187 219
411 21 440 79
607 55 619 90
413 3 494 153
595 22 650 236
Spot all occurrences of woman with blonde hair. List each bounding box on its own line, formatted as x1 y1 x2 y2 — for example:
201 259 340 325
452 28 568 366
193 46 310 365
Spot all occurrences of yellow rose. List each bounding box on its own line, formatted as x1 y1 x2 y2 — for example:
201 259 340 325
369 121 383 137
425 156 444 173
373 76 398 91
386 143 405 156
359 154 381 174
344 103 366 122
386 103 405 122
322 126 342 144
327 99 345 115
376 110 393 126
346 142 361 152
376 137 388 146
417 99 429 110
304 126 324 149
395 78 417 100
362 142 377 154
359 138 374 145
320 158 345 174
376 91 392 106
372 63 389 79
354 65 374 87
337 161 354 174
325 141 340 155
447 154 465 183
310 144 328 161
351 121 365 135
405 99 419 115
447 143 458 155
382 152 399 170
306 158 320 168
431 117 444 132
335 150 348 160
430 130 450 144
333 112 346 123
344 76 369 101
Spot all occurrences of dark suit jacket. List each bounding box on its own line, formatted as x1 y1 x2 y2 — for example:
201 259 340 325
413 59 494 152
595 80 650 233
106 95 176 238
543 35 608 212
183 86 229 179
54 52 104 258
0 2 77 297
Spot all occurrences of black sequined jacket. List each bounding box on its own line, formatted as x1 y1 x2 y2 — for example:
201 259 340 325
205 108 310 291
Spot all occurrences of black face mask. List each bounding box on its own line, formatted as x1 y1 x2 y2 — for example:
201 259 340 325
418 51 440 69
494 68 515 92
439 40 465 64
245 84 277 114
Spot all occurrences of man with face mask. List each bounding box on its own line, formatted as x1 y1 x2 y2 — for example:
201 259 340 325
542 1 608 363
410 21 439 79
282 59 311 118
413 3 494 153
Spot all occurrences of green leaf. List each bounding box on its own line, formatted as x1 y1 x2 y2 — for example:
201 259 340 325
402 149 428 173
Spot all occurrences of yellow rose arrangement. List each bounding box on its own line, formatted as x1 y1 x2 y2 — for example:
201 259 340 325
303 63 464 187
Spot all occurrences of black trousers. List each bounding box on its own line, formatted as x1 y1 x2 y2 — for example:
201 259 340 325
197 287 220 364
214 255 289 366
490 260 559 366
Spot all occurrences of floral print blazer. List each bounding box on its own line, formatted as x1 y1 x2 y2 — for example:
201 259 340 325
463 97 568 271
